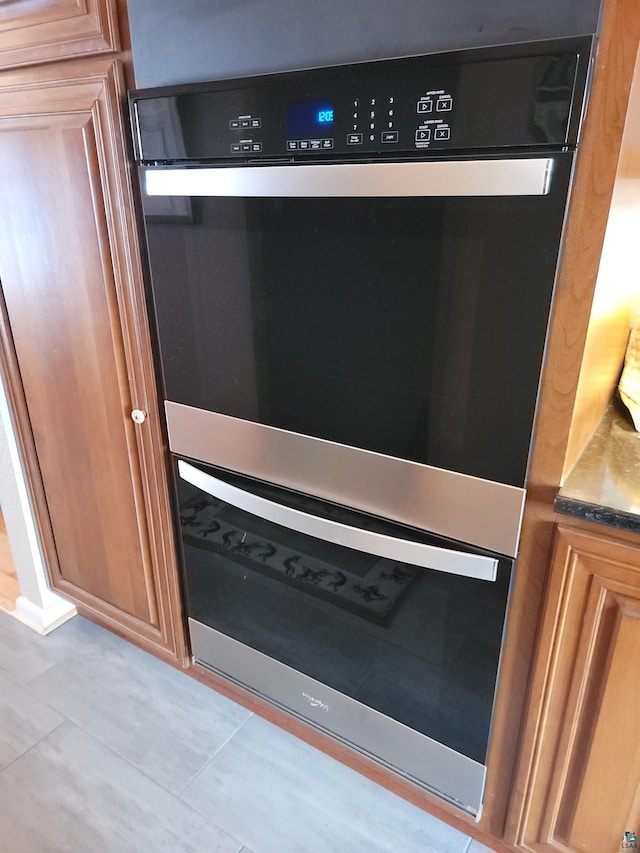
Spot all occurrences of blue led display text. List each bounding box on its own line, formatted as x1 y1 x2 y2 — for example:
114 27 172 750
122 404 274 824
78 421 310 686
287 100 335 137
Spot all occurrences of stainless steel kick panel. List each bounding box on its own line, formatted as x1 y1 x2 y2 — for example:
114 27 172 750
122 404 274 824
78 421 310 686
189 618 487 816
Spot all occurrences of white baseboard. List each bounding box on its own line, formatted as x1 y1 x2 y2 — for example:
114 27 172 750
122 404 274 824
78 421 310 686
12 594 77 635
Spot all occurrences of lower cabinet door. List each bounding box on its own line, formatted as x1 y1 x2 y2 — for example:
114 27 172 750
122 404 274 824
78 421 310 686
0 58 183 658
518 524 640 852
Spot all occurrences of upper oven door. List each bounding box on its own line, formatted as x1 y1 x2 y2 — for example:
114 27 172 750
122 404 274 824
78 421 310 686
140 153 573 554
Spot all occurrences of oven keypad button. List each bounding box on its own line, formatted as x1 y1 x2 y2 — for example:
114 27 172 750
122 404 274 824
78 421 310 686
417 99 433 113
415 128 431 142
437 96 453 111
231 117 261 129
347 133 363 144
287 138 334 151
381 131 399 143
434 125 451 140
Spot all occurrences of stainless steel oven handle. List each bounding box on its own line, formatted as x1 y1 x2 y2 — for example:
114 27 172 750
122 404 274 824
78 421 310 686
178 460 498 581
144 158 553 199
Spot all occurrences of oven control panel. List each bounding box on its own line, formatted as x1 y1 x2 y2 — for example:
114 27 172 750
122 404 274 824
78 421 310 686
132 39 590 163
281 87 455 155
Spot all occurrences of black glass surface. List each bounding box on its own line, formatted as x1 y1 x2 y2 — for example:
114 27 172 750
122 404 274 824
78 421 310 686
177 460 512 764
132 39 591 161
145 153 572 486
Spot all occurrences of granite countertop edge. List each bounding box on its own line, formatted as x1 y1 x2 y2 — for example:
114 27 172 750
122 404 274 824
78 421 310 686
554 401 640 534
554 493 640 535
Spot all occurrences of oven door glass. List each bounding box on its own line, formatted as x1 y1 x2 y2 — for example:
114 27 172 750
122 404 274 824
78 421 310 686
177 457 512 807
144 153 573 488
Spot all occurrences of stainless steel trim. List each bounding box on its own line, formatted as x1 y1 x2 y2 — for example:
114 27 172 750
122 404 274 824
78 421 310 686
132 102 144 162
144 158 554 199
179 459 498 581
189 618 487 815
167 402 525 557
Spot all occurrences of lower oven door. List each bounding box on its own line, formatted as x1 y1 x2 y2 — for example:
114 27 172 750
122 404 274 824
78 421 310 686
177 458 513 816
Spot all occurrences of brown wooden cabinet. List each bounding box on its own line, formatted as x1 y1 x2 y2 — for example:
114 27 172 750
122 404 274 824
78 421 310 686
0 54 185 661
0 0 118 70
515 523 640 852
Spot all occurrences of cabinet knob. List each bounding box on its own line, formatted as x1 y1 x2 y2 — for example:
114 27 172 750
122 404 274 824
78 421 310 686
131 409 147 424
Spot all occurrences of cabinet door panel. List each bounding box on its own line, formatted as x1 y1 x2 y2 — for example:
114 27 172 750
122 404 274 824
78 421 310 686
0 0 118 69
0 120 155 621
564 588 640 848
518 526 640 852
0 59 184 658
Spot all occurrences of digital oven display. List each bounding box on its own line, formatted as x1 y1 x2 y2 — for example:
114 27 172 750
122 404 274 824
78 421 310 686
286 100 335 137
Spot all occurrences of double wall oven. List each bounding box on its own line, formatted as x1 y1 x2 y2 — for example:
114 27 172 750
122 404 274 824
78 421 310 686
130 36 592 815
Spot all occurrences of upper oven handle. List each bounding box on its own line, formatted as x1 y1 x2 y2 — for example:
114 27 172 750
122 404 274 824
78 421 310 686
178 460 498 581
144 158 554 199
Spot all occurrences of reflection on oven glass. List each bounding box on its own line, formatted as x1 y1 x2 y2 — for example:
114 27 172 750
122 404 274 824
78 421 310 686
179 482 510 764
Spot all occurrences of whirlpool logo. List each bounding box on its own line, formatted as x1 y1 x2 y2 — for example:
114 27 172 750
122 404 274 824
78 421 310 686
302 692 329 712
622 832 638 850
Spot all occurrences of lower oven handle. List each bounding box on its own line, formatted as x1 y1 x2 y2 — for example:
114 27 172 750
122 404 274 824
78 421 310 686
178 460 498 582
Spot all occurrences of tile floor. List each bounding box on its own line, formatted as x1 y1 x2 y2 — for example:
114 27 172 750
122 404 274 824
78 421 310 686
0 610 498 852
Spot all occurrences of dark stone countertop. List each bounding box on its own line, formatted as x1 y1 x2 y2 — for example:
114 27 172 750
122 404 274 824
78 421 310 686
555 401 640 534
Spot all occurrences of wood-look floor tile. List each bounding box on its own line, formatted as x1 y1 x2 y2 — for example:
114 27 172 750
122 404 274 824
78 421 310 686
181 715 471 853
27 631 252 794
0 721 243 853
0 670 64 770
0 610 110 685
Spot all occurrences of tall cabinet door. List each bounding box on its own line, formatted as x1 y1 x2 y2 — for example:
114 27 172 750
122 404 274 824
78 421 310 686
0 58 184 660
